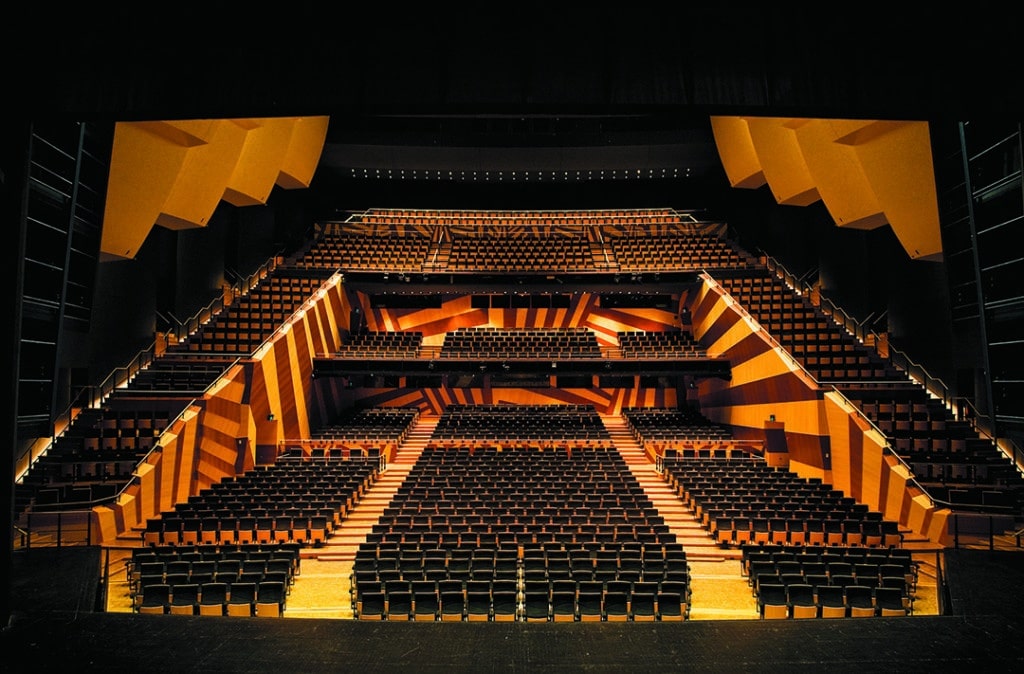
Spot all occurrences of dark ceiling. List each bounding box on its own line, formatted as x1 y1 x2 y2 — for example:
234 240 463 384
9 7 1020 213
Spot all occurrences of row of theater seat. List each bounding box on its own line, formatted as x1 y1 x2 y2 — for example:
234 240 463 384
136 579 287 617
130 542 300 615
355 578 688 622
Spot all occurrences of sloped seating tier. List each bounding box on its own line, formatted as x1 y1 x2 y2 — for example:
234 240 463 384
351 407 689 621
431 404 610 443
439 327 602 359
142 456 380 547
849 389 1015 496
607 233 750 271
662 457 903 549
127 358 236 393
15 403 182 513
448 233 594 272
173 274 325 355
298 233 432 271
297 209 757 275
742 543 917 619
717 275 902 383
717 270 1024 516
127 541 301 615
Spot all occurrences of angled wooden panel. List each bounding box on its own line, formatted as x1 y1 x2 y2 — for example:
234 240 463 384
710 115 766 189
746 117 820 206
845 120 941 260
796 119 887 230
156 119 245 231
101 121 197 260
276 116 329 189
222 118 296 206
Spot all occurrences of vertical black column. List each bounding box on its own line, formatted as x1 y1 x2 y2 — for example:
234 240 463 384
1 122 31 630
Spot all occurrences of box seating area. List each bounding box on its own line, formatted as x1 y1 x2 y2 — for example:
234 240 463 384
350 403 689 621
129 541 299 616
617 330 707 358
440 327 602 359
447 233 594 272
141 456 380 548
312 407 420 442
336 331 423 358
622 407 733 443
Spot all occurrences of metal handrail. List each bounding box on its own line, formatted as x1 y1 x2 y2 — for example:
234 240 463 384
701 272 935 508
17 256 280 484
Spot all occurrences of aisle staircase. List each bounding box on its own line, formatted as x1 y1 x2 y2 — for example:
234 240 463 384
284 416 435 619
604 415 759 619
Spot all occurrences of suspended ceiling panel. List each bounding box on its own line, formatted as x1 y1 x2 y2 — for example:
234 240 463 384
848 120 941 261
745 117 820 207
709 116 766 189
156 119 247 231
710 115 941 261
277 116 330 189
101 116 328 261
223 118 294 207
796 119 886 230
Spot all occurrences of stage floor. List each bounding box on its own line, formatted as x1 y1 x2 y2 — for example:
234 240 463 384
3 547 1023 673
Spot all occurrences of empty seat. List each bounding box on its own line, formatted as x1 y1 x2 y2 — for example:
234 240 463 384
875 586 909 617
413 587 440 621
630 592 657 622
198 582 228 616
137 583 170 615
758 583 788 620
465 589 492 622
523 590 550 623
255 580 286 617
226 581 257 617
603 591 629 622
550 590 577 622
656 591 686 621
491 591 518 622
577 592 603 622
439 589 466 622
168 583 199 616
385 590 413 621
845 585 876 618
787 583 817 619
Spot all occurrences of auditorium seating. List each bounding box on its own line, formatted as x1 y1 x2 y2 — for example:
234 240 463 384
347 404 690 622
440 327 602 359
335 331 424 358
617 330 707 358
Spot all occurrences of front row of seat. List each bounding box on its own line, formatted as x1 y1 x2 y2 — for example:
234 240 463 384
136 580 286 617
356 588 688 622
758 582 910 619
